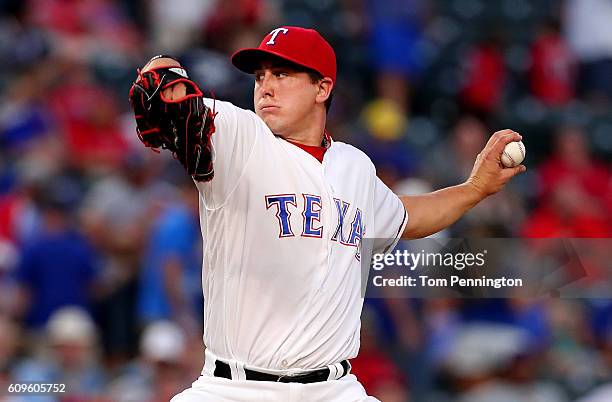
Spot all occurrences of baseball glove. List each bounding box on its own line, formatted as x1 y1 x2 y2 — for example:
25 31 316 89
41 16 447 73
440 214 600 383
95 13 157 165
129 55 216 182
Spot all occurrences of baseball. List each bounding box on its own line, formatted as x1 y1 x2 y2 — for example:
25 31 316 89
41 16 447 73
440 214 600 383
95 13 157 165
501 141 525 168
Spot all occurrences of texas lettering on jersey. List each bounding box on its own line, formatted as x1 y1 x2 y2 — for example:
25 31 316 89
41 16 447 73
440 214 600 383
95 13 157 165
265 194 364 259
195 99 407 371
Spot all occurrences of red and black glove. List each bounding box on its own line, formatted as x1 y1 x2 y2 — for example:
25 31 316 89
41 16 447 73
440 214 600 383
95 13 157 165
129 55 216 182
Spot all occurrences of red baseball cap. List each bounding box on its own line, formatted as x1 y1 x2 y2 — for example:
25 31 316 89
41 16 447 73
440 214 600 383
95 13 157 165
231 26 336 84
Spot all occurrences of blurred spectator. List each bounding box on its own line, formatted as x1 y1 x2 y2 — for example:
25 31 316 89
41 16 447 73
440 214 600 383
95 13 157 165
529 18 576 106
47 60 130 171
0 316 20 386
565 0 612 103
107 320 189 402
0 184 33 242
459 33 507 118
12 307 107 399
0 66 55 151
426 116 488 186
522 181 612 237
81 154 163 251
546 300 606 397
203 0 278 53
15 179 98 328
0 238 19 316
392 177 446 238
357 98 418 182
351 308 410 402
522 126 611 237
0 162 57 244
149 0 215 54
361 98 408 142
0 2 49 75
138 174 203 332
365 0 428 111
422 299 461 373
439 324 568 402
507 299 551 352
181 47 255 110
81 154 167 365
441 324 529 378
536 126 609 203
26 0 141 61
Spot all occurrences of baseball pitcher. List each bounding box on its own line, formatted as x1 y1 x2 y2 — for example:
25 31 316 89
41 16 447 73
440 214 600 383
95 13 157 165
129 26 525 402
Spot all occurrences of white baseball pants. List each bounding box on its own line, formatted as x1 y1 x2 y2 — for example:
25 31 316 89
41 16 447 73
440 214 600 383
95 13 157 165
170 373 380 402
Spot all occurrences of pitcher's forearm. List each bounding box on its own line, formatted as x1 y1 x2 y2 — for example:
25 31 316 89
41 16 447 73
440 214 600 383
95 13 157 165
399 130 526 240
400 182 483 239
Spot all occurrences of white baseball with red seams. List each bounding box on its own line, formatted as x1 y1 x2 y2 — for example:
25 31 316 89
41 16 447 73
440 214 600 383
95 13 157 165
501 140 526 168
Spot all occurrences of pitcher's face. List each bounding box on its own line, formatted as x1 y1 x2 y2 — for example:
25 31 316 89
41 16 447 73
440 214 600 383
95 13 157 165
253 62 320 137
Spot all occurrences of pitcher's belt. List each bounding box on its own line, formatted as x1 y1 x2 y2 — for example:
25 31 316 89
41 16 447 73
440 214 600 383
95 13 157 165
213 359 351 383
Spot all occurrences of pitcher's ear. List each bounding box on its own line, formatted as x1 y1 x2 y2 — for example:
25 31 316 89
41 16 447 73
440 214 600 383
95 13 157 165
317 78 334 102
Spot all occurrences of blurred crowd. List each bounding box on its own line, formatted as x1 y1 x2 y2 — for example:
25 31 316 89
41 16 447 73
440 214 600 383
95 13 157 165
0 0 611 401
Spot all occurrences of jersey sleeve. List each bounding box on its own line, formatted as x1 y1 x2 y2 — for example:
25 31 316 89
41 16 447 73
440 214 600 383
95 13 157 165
196 98 262 208
371 176 408 254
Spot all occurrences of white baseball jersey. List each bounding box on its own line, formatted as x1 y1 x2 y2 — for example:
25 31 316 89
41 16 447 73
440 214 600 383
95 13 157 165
195 98 407 372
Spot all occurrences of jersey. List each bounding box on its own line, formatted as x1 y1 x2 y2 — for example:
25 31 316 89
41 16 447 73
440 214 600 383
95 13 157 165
195 98 407 372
